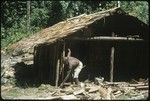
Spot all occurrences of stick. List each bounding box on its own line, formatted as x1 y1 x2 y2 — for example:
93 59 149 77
59 69 72 88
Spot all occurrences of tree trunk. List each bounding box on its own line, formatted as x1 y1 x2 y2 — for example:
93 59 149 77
27 1 31 34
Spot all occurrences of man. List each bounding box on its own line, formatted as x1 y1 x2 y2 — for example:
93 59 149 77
62 49 84 85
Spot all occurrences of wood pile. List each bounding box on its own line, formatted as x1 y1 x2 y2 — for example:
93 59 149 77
48 78 149 100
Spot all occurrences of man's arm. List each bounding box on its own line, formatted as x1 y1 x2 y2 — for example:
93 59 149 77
67 48 71 57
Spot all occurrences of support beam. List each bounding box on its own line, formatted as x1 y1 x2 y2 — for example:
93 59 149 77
69 36 143 41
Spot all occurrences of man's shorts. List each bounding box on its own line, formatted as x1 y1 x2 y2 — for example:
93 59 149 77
73 61 83 78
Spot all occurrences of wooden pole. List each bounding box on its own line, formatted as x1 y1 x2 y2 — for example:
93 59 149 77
55 59 60 87
110 33 115 82
110 47 115 82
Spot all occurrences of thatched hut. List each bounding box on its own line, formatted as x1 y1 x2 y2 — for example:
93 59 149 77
8 7 149 86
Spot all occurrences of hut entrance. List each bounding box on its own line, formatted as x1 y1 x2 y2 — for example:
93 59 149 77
34 38 148 85
64 39 148 82
65 40 111 81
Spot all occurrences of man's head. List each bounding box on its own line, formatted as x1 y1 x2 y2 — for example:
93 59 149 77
62 56 67 63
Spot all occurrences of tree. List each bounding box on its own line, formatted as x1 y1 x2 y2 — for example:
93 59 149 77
1 1 149 48
27 1 31 34
47 1 63 27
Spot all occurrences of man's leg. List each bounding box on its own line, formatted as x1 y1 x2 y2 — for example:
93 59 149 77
73 62 83 85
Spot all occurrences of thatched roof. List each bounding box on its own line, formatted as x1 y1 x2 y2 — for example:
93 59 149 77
7 7 148 56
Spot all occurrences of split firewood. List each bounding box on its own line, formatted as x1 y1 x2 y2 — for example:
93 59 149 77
94 77 104 85
60 87 73 94
122 86 136 90
88 87 99 93
113 90 122 95
42 96 61 100
63 82 72 86
129 83 147 87
105 81 126 86
99 86 112 100
82 91 91 98
113 90 122 97
94 96 102 100
85 87 91 91
48 95 79 100
60 95 79 100
73 89 85 95
130 79 139 84
135 85 149 90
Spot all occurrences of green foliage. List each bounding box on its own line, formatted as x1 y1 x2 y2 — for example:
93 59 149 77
121 1 149 24
1 1 149 49
47 1 64 26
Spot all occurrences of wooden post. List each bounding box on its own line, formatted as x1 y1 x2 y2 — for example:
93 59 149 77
55 59 60 87
60 41 65 81
110 47 115 82
110 33 115 82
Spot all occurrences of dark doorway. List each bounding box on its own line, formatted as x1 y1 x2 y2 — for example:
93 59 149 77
65 40 148 82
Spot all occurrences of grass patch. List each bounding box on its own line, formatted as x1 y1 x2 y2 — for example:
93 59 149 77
1 87 22 99
1 27 41 50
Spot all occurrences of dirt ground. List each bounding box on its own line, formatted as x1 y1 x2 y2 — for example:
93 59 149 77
1 78 149 100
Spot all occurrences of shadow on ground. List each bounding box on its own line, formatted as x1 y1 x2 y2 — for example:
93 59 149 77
13 62 41 88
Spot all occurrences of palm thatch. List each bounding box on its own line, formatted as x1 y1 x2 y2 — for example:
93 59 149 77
7 7 148 59
7 7 123 54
